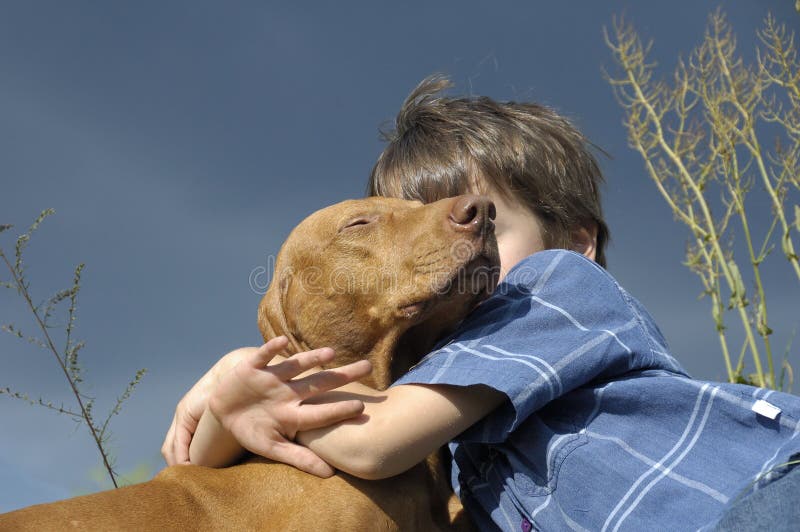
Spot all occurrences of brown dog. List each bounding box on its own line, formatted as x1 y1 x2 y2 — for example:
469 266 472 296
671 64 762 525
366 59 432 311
0 194 499 531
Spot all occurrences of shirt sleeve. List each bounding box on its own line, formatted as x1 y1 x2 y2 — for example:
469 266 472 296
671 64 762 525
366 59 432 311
392 250 666 443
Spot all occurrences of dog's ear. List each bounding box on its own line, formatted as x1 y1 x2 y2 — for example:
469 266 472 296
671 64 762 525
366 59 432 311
258 268 303 354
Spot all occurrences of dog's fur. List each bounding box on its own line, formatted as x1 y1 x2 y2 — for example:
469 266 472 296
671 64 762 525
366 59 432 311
0 195 499 531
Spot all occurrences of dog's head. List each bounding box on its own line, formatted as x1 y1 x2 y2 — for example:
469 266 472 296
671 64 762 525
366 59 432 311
258 195 499 388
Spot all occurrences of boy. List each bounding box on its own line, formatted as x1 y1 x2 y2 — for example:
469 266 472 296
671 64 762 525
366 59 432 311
163 77 800 530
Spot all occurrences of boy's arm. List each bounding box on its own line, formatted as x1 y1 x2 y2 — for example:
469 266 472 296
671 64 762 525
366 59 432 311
188 337 373 477
192 371 504 479
297 382 504 479
187 338 504 480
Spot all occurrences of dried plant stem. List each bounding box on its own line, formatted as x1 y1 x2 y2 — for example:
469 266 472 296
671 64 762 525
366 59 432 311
605 10 800 389
0 250 119 487
714 36 800 284
623 66 765 385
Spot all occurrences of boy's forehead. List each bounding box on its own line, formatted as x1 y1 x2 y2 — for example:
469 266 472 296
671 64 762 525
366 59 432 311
461 170 527 206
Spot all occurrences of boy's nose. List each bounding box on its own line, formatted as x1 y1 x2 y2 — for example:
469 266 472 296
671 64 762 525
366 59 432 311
448 195 496 233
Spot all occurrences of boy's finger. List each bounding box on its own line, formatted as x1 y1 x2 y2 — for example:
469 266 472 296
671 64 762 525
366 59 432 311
173 426 193 465
246 337 290 368
161 420 177 464
291 359 372 400
268 347 337 381
250 440 335 478
296 400 366 431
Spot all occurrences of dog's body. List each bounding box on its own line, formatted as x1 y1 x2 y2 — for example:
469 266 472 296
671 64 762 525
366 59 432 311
0 195 499 531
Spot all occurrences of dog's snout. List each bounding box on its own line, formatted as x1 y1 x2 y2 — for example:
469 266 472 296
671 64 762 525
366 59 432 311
448 195 496 232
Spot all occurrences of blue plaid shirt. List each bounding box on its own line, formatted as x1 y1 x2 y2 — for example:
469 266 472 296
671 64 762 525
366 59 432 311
394 250 800 531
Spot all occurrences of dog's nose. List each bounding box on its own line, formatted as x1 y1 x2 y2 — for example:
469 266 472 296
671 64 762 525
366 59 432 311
449 195 496 232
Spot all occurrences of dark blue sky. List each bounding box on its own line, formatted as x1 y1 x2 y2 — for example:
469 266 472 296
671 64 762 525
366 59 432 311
1 1 797 511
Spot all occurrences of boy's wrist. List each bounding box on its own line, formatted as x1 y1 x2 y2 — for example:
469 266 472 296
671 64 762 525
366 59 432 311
190 406 244 467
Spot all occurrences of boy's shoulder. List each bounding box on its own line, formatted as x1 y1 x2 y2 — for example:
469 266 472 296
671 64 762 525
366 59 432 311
492 248 682 373
458 248 640 345
501 249 623 301
507 248 610 277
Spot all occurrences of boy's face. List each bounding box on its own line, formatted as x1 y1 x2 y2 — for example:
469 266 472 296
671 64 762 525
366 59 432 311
484 189 546 281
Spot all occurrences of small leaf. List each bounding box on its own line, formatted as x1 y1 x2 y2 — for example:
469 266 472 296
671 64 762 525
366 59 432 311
782 231 797 260
100 368 147 440
781 359 794 393
1 324 23 338
756 301 773 337
794 205 800 232
29 209 55 233
14 234 30 274
14 210 56 275
711 300 725 332
66 340 86 382
727 260 747 308
66 264 84 335
44 288 74 325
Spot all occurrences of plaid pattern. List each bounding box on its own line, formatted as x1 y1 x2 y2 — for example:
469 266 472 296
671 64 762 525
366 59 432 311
394 250 800 531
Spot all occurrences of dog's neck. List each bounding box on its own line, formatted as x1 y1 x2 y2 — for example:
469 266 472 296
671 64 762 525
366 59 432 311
290 331 407 390
262 315 413 390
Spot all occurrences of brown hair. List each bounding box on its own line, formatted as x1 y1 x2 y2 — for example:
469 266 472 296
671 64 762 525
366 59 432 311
367 75 610 267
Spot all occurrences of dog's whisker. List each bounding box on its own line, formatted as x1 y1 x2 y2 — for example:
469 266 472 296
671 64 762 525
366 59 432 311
415 248 440 260
413 255 450 269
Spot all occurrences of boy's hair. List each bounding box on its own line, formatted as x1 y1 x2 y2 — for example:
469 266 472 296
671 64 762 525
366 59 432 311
367 75 610 267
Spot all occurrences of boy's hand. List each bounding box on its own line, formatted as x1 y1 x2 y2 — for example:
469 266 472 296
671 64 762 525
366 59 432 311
209 336 372 477
162 347 250 466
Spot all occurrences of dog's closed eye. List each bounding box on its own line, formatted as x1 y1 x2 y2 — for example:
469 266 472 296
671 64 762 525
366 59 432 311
340 216 378 232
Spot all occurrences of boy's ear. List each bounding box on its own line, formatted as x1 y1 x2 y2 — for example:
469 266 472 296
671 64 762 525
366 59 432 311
571 223 598 261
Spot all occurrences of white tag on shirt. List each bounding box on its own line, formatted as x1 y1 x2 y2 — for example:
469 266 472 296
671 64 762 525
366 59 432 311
752 399 781 420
